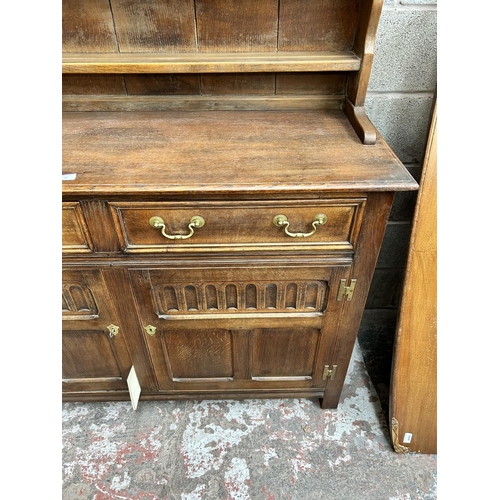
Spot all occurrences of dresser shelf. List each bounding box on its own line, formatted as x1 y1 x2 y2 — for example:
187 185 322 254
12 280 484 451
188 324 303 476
62 51 361 74
62 109 416 197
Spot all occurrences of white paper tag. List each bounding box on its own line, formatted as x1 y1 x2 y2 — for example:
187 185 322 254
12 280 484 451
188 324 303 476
127 365 141 411
62 173 77 181
403 432 413 444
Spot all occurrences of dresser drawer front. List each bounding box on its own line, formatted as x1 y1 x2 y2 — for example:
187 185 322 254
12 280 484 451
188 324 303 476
62 202 93 253
110 199 365 254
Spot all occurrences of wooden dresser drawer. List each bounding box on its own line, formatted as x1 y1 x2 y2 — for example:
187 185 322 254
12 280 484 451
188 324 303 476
62 202 93 253
109 199 365 254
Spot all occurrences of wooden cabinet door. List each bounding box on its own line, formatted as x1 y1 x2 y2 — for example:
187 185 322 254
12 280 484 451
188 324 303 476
128 265 349 395
62 269 133 394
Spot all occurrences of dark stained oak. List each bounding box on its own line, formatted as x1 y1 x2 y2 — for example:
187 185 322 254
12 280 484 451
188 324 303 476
62 0 418 408
62 110 417 197
278 0 358 51
62 269 133 393
62 94 346 112
195 0 278 52
62 74 126 95
62 0 118 53
125 74 201 95
110 0 197 53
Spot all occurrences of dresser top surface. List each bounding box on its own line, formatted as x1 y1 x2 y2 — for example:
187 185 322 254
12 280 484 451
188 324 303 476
62 110 418 197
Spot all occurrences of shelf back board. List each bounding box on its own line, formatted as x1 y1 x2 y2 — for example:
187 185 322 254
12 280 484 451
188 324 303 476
62 0 383 143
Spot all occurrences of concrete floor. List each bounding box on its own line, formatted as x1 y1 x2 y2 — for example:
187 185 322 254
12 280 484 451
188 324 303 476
62 341 437 499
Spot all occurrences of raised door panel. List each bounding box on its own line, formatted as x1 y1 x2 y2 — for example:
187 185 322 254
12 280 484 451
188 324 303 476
62 269 133 393
62 202 94 254
251 328 319 379
152 326 324 392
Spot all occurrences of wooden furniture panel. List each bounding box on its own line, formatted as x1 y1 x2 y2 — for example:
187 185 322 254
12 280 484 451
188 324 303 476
251 328 320 378
125 74 201 95
109 199 365 254
62 269 133 394
110 0 197 53
144 266 332 318
196 0 278 52
125 264 350 398
62 110 415 195
62 0 118 53
61 0 419 409
201 73 275 95
165 329 234 379
62 202 93 253
276 73 346 95
390 101 437 454
278 0 358 51
62 51 361 74
62 72 348 97
62 75 127 95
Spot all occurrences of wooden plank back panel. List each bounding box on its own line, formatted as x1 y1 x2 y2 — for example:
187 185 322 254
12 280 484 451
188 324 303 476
110 0 197 52
196 0 279 52
63 0 361 54
125 74 201 95
63 73 348 97
276 73 346 95
278 0 358 51
201 73 275 94
62 75 127 95
62 0 118 53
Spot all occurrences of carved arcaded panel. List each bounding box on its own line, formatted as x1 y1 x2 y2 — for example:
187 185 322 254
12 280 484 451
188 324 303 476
153 280 328 316
62 282 98 319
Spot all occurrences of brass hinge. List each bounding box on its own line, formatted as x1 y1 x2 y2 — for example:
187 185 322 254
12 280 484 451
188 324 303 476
322 364 338 381
337 279 357 301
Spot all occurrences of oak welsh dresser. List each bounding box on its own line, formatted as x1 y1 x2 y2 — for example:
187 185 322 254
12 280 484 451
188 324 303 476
62 0 418 408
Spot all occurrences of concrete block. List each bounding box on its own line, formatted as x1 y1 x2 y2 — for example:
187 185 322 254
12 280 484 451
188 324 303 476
366 94 434 163
369 10 437 92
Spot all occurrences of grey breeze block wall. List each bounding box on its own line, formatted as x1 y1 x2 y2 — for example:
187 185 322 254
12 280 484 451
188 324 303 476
359 0 437 379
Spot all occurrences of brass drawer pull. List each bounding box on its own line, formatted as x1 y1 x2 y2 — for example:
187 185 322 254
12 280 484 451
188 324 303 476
273 214 327 238
149 215 205 240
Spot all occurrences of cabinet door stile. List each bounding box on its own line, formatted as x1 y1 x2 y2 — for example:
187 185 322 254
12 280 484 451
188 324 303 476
321 192 396 408
101 268 159 393
126 269 175 391
231 330 252 381
310 265 352 388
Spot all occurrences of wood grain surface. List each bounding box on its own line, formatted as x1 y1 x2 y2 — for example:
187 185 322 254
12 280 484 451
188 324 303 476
62 51 361 73
62 110 418 196
390 100 437 454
